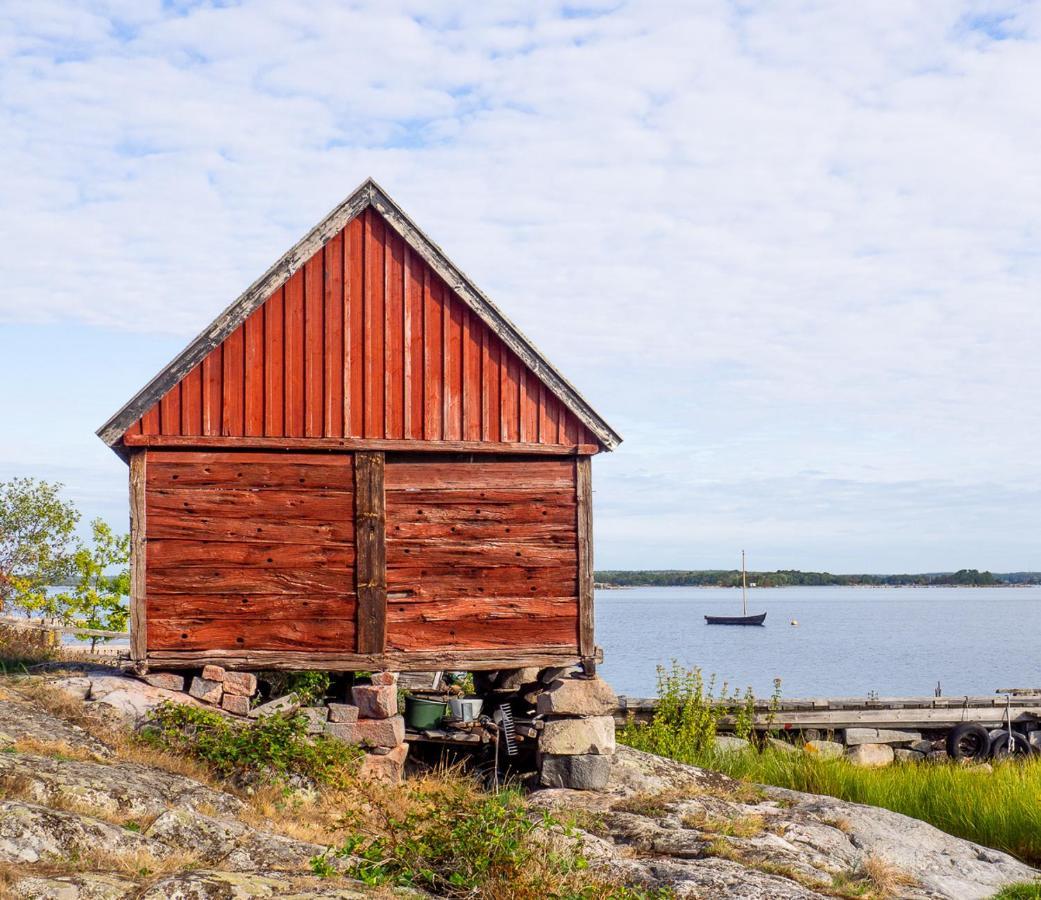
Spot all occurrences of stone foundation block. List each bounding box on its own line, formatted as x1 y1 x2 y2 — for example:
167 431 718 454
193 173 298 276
359 743 408 784
201 665 226 683
221 694 250 716
188 677 222 705
805 740 844 759
223 672 257 697
844 727 921 746
356 715 405 748
540 716 615 756
846 743 894 768
894 748 926 763
540 753 611 791
140 672 185 692
370 671 398 686
352 684 397 719
713 735 750 754
328 703 359 724
536 676 617 717
298 707 328 734
248 693 299 719
496 667 541 692
325 722 361 744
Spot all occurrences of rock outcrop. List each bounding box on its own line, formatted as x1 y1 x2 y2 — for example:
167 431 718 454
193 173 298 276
531 745 1039 900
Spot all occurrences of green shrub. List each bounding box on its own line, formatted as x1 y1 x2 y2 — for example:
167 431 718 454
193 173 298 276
618 661 759 762
141 701 361 786
323 776 670 899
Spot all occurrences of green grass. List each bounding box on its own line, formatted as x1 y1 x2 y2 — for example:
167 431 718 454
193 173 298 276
619 661 1041 867
993 884 1041 899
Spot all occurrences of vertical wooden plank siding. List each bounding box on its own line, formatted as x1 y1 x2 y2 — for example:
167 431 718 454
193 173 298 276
354 451 387 654
324 233 344 437
346 215 365 438
576 456 595 658
123 207 598 451
244 308 264 436
304 254 325 438
263 288 284 436
129 451 147 666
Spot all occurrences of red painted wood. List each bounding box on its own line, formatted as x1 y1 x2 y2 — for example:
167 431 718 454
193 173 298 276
364 209 385 439
263 287 284 437
181 365 203 435
304 253 324 438
244 308 264 437
346 215 365 438
284 269 305 437
405 248 424 440
423 271 443 440
385 230 405 440
324 233 344 438
121 207 599 451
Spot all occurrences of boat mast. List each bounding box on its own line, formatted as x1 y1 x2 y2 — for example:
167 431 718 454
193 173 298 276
741 549 747 616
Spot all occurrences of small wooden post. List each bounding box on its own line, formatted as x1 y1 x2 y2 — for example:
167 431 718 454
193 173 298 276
576 456 594 660
354 451 387 655
128 450 148 669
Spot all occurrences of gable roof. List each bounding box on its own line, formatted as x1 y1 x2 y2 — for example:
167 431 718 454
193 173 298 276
97 177 620 453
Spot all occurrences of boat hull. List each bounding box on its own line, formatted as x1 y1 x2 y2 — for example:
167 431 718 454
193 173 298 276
704 612 767 626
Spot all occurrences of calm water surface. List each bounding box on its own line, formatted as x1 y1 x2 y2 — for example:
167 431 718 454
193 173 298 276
596 586 1041 699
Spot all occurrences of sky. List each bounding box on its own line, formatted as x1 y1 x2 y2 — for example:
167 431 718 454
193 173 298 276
1 0 1039 573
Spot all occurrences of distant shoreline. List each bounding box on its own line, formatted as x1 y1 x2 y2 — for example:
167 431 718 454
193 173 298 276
594 569 1041 589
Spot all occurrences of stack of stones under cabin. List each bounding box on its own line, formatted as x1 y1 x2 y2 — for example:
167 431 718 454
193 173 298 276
96 178 622 788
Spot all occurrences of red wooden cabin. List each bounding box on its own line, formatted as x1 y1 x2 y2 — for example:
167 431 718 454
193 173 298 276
98 179 620 674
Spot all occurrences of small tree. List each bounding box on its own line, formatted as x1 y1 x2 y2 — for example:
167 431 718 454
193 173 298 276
56 520 130 651
0 478 79 617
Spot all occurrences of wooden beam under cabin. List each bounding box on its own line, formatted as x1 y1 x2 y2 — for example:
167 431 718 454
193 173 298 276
143 646 598 672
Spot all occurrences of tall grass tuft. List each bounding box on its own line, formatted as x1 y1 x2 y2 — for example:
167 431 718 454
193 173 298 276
619 662 1041 866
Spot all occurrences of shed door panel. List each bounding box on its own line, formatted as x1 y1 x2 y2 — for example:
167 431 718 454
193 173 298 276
144 451 357 652
384 457 580 652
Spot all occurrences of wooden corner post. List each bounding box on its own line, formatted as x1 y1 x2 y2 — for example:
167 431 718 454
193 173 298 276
576 456 595 662
129 450 148 669
355 451 387 655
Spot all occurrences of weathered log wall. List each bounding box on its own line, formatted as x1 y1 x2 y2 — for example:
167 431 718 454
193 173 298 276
384 456 580 652
144 450 357 653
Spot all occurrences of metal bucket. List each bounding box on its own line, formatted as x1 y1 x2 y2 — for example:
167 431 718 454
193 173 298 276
447 697 483 723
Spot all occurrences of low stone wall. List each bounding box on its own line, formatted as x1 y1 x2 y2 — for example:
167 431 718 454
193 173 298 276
142 666 409 782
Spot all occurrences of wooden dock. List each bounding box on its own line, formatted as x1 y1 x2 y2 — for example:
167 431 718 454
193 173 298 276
616 694 1041 732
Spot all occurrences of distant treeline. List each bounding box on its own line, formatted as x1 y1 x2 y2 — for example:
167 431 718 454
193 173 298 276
594 569 1041 587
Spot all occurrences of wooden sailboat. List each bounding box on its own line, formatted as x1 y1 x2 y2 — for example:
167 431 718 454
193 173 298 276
705 550 767 625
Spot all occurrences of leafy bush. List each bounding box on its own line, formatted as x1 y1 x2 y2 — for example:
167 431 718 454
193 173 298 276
258 670 331 706
618 661 763 762
321 775 670 899
140 702 361 786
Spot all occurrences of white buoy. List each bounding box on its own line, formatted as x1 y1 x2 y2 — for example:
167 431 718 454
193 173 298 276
790 619 799 626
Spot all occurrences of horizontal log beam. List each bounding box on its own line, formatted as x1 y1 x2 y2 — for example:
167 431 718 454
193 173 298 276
123 434 599 456
144 646 597 672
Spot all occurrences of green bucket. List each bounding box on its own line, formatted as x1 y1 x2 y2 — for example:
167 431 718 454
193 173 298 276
405 695 447 730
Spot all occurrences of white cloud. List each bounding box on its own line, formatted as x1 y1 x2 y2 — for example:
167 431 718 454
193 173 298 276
1 0 1039 570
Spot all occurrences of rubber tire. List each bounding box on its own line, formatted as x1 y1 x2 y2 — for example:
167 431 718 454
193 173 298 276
989 730 1033 760
946 723 992 761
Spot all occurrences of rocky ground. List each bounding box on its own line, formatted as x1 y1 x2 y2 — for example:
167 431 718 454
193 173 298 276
0 668 1037 899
